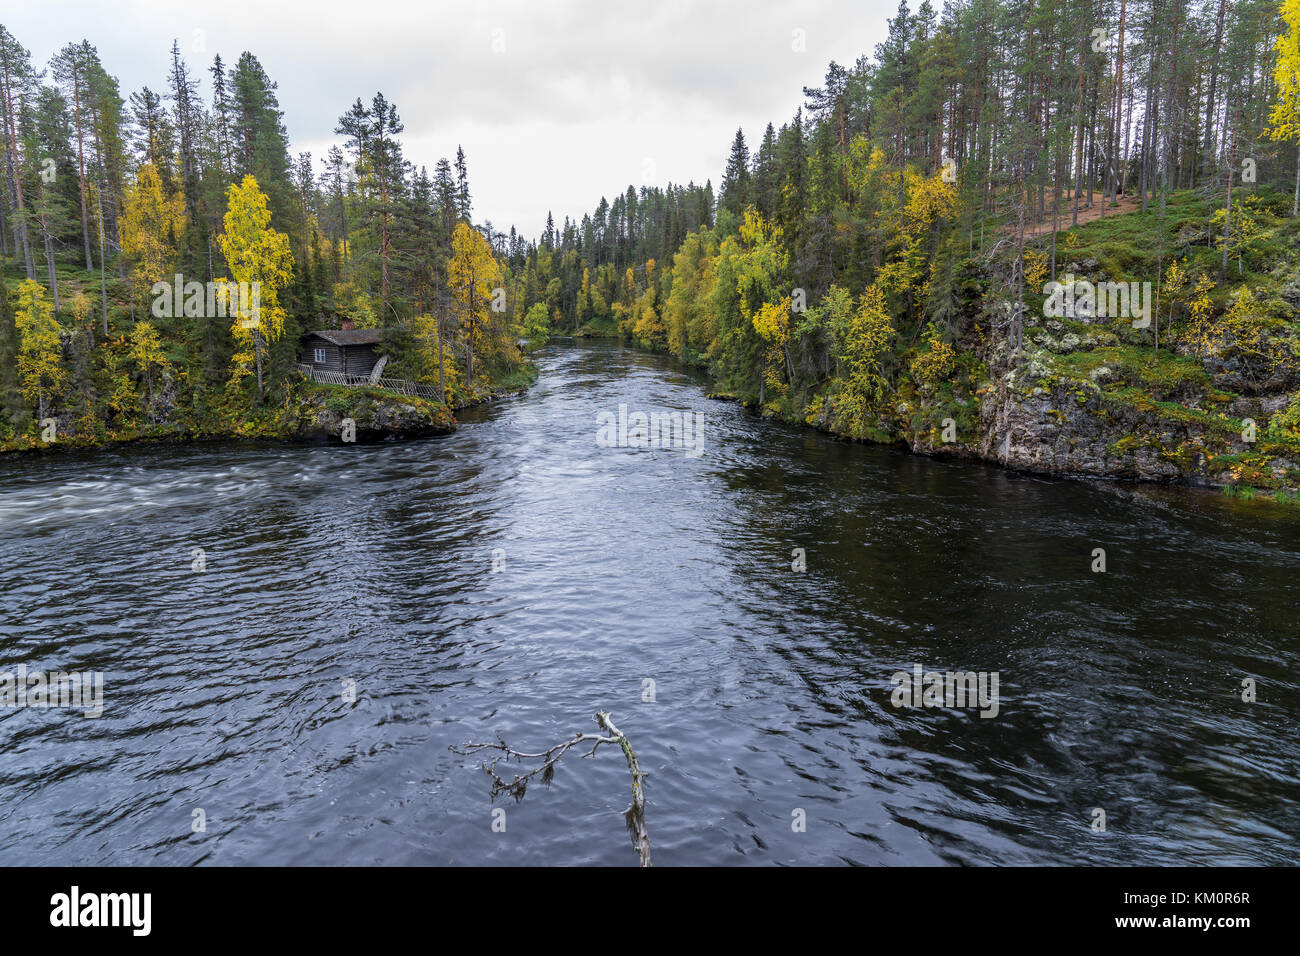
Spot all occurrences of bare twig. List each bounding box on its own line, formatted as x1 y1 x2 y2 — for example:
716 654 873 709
596 711 651 867
452 711 652 866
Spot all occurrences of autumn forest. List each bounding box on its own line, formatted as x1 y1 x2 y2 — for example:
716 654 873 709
2 1 1299 497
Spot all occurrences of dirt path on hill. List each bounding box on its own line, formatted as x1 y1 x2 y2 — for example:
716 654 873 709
1017 191 1143 238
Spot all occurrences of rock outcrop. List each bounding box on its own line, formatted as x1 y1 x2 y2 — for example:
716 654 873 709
286 385 456 442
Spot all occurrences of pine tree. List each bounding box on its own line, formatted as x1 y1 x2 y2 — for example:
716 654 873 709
50 41 98 269
454 144 471 220
0 25 37 277
718 127 751 221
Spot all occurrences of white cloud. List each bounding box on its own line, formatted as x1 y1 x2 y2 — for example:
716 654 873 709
7 0 896 237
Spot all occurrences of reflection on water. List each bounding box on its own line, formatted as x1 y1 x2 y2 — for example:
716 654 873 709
1 342 1298 865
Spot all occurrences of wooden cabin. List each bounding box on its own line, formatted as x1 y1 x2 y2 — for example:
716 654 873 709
299 329 384 380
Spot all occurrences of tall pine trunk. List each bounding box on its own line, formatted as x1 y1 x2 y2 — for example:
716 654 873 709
72 71 93 270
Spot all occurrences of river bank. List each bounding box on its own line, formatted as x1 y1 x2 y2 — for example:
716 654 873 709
590 269 1300 508
0 368 538 456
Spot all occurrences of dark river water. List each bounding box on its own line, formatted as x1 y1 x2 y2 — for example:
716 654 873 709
2 342 1298 866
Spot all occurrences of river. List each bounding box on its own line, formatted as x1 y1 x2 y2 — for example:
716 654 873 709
2 341 1298 865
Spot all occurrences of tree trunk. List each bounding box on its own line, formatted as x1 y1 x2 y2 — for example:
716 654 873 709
0 54 34 278
1202 0 1228 177
255 331 265 401
96 174 108 336
1293 142 1299 217
1070 13 1088 226
43 218 60 311
1223 118 1235 276
73 71 93 270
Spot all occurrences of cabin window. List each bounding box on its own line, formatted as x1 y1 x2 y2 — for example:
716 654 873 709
314 348 326 364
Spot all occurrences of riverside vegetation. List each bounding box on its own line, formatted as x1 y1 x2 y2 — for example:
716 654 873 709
0 29 537 452
3 1 1300 503
511 0 1300 503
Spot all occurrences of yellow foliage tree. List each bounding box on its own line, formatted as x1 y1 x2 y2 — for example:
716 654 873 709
447 221 504 385
331 279 377 329
413 311 461 405
1183 273 1219 358
1210 196 1264 273
218 175 294 400
1219 287 1282 386
834 284 894 435
1023 249 1048 294
1269 0 1300 216
119 163 186 317
909 328 957 390
70 291 92 330
876 171 956 309
127 320 170 407
631 259 668 349
14 279 66 422
752 296 794 399
662 230 718 357
100 344 138 423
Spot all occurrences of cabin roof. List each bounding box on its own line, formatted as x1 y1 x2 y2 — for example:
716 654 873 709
302 329 383 347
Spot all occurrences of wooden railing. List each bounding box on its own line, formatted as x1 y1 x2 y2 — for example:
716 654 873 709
298 365 441 401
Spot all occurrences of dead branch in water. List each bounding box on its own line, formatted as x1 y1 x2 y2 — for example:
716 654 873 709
453 710 651 867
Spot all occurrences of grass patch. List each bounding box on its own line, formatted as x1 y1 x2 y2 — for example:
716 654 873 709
1049 345 1211 398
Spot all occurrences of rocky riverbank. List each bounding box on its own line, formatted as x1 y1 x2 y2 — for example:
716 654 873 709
798 255 1300 502
0 373 538 454
284 384 456 443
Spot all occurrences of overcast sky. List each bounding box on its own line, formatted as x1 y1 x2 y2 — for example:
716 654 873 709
6 0 897 239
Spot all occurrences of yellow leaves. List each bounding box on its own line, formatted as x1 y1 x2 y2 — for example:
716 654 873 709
14 279 65 415
909 328 957 389
902 172 957 234
752 297 794 395
752 297 792 348
1023 249 1048 294
70 291 93 328
632 300 667 349
331 279 376 328
1161 258 1190 325
448 221 502 311
874 256 921 302
848 286 893 367
630 259 668 348
1221 287 1268 351
100 345 138 421
127 321 169 374
1268 0 1300 143
447 221 515 378
1183 272 1220 359
220 175 294 351
119 163 186 305
730 211 788 319
663 230 718 357
867 170 957 307
1189 273 1216 322
1163 258 1188 299
212 176 293 397
413 312 463 400
619 267 637 307
1268 391 1300 440
845 137 887 194
1217 288 1289 381
837 284 895 425
1210 202 1262 266
739 208 781 249
127 320 170 402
